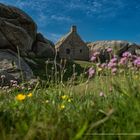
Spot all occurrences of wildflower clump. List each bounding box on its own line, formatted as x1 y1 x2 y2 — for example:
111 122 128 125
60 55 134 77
16 94 26 101
59 95 73 110
59 104 65 110
61 95 72 102
15 92 33 101
61 95 69 100
88 67 95 78
27 93 33 97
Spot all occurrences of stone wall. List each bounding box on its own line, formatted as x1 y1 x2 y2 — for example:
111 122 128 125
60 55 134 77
56 28 89 61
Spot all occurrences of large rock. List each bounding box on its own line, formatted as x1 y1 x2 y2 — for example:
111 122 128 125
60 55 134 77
0 49 34 85
32 33 55 58
87 40 140 62
0 3 37 55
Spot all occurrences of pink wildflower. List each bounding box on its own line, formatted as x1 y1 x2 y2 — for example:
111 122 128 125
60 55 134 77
101 63 107 68
110 57 118 63
111 68 117 74
88 67 95 78
90 56 96 62
107 48 113 53
93 52 100 57
108 62 117 69
119 57 128 65
133 57 140 68
122 52 132 58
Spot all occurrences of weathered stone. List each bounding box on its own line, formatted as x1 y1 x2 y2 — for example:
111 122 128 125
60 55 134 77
55 26 89 61
36 33 46 43
0 70 19 86
0 30 11 47
0 49 34 85
27 51 36 58
87 40 140 62
0 20 33 55
24 58 38 67
36 33 54 46
33 41 55 58
0 3 37 39
0 3 37 55
32 33 55 58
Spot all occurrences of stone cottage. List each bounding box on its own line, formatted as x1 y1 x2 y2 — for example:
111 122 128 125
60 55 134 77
55 26 89 61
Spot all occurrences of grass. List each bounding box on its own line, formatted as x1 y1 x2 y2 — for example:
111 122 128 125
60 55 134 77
27 58 87 80
0 58 140 140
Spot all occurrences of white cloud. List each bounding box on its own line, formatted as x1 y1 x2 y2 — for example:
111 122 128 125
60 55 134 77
0 0 127 21
51 15 73 22
66 0 126 19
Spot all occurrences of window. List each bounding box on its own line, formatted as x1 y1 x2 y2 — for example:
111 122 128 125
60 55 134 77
80 49 82 53
66 49 70 54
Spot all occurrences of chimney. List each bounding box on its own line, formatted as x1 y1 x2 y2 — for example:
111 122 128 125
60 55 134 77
71 25 77 33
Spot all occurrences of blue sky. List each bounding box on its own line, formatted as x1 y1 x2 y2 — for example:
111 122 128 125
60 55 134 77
1 0 140 44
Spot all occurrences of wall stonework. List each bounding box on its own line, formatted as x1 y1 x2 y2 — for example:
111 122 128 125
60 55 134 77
55 26 89 61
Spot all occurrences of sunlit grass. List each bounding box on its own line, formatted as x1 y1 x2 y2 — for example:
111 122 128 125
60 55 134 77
1 51 140 140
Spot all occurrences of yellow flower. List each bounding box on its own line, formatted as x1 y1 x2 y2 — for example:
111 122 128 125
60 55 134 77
68 99 72 102
45 100 49 103
16 94 26 101
61 95 68 100
98 68 102 72
60 104 65 110
27 93 33 97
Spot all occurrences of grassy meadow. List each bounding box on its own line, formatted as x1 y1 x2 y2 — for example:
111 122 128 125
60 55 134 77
1 51 140 140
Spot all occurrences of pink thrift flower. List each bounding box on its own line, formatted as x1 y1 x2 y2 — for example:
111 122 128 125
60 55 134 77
101 63 107 68
108 62 117 69
136 61 140 68
111 68 117 73
90 56 96 62
119 57 128 65
88 67 95 78
110 57 118 63
122 52 132 58
132 55 137 60
93 52 100 57
107 48 113 53
134 57 140 63
133 57 140 68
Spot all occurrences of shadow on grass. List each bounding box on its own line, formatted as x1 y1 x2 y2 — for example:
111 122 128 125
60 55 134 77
26 58 90 82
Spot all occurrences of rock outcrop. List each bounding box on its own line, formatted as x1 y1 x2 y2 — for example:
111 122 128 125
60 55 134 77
0 3 56 85
87 41 140 62
0 3 37 56
32 33 55 58
0 3 55 58
0 50 34 85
